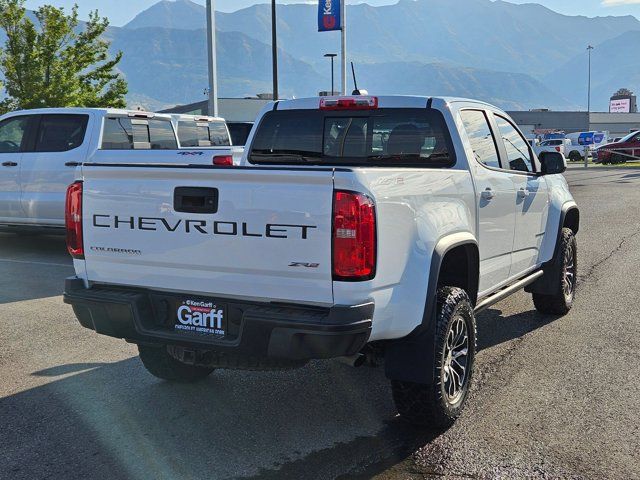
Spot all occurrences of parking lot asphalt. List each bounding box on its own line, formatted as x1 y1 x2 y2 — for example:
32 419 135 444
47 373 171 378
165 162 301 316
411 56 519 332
1 166 639 480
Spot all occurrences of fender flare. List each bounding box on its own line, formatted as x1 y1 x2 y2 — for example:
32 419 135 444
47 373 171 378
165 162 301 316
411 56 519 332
525 203 580 296
384 232 479 385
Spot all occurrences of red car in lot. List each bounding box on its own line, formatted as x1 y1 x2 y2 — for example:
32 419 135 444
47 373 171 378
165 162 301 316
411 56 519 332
596 130 640 164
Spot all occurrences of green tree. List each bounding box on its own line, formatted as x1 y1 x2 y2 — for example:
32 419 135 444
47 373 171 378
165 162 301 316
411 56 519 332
0 0 127 113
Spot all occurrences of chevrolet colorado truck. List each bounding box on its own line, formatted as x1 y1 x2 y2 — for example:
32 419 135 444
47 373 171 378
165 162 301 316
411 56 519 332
63 95 579 428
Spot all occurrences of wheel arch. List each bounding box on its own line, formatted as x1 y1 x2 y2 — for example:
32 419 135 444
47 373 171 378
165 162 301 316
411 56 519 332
526 204 579 296
384 232 479 385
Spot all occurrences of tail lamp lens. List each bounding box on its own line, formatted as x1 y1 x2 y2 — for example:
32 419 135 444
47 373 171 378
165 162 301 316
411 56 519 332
213 155 233 166
65 182 84 259
332 190 376 280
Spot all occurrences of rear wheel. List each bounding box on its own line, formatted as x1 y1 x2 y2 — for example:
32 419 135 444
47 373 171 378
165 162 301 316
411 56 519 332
533 228 577 315
391 287 477 429
138 344 215 382
569 151 582 162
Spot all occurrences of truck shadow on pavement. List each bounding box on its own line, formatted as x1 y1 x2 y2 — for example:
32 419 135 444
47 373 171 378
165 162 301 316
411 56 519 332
476 306 558 351
4 355 431 480
2 309 558 480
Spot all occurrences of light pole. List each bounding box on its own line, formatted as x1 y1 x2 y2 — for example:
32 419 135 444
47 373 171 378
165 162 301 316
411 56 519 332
206 0 218 117
324 53 337 95
586 45 594 168
587 45 594 114
271 0 279 100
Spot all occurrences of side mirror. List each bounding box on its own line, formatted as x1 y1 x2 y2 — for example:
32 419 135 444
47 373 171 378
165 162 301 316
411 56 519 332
539 151 566 175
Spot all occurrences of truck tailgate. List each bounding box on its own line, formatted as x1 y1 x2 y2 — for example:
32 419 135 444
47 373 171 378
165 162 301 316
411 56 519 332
81 165 335 304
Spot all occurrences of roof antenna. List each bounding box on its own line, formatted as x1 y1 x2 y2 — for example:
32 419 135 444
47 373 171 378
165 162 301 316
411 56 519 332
351 62 368 96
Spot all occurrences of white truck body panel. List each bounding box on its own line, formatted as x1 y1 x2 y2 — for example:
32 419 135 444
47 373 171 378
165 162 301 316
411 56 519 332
81 166 335 304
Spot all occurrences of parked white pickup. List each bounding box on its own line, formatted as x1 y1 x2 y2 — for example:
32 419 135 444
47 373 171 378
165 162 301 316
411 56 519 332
0 108 239 227
64 95 579 428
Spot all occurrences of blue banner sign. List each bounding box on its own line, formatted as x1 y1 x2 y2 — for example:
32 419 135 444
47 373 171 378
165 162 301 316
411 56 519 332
578 132 604 145
318 0 342 32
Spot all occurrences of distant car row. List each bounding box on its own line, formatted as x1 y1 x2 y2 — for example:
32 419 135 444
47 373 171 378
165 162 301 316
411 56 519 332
0 108 250 227
528 130 640 164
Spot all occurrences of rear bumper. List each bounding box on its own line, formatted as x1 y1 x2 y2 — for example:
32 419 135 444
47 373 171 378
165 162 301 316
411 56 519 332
63 277 373 361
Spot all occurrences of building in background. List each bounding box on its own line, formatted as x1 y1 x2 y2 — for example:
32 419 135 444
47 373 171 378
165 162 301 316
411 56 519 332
609 88 637 114
161 96 272 122
508 110 640 138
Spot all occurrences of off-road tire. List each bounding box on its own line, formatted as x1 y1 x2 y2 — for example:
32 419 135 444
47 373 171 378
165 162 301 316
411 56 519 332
391 287 477 430
138 344 215 382
533 228 577 315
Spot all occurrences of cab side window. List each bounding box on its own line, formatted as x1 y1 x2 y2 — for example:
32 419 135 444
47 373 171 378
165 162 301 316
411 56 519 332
0 116 29 153
34 114 88 152
493 115 534 173
460 110 500 169
101 117 178 150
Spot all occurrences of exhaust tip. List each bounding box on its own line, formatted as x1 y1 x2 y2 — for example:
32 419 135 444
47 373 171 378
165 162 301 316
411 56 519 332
336 353 365 368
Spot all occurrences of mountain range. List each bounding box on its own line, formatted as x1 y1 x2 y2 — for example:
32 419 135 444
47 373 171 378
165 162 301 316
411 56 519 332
3 0 640 112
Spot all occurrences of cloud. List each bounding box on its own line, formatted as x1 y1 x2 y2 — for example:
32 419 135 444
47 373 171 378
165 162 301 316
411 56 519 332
602 0 640 5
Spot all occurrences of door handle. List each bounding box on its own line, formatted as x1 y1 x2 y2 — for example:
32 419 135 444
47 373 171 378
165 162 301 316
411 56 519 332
481 188 495 200
1 161 18 167
65 162 80 167
518 188 530 198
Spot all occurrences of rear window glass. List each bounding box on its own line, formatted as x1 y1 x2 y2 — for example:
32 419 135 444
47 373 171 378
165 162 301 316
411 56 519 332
249 109 454 167
542 140 562 146
101 117 177 150
177 120 231 147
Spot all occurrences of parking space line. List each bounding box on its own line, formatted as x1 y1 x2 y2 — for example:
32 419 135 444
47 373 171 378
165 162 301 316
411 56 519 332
0 258 73 268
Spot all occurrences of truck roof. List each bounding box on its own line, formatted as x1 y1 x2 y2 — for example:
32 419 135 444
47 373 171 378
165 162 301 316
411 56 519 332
1 107 174 120
273 95 500 111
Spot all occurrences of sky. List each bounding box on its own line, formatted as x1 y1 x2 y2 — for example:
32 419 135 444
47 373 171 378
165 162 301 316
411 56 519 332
23 0 640 27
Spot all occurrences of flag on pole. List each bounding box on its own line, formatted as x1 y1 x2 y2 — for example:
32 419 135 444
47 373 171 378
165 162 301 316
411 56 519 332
318 0 342 32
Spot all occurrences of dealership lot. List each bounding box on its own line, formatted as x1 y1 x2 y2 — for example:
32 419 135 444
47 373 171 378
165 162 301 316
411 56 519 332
1 166 639 480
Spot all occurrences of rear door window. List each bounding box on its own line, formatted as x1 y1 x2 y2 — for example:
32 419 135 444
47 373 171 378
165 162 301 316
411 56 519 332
460 110 500 169
0 116 30 153
101 117 178 150
34 114 88 152
177 120 231 147
250 108 454 167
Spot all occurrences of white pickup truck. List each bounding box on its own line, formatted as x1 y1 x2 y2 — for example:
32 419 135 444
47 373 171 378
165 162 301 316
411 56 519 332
63 95 579 428
533 138 581 161
0 108 238 228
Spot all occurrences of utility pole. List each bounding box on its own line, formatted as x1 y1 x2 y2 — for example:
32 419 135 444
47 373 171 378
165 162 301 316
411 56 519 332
324 53 337 95
206 0 218 117
340 0 347 94
272 0 279 100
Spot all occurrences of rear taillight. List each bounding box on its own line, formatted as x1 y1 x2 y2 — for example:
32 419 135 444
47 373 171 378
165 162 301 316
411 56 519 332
65 181 83 259
555 146 561 152
332 191 376 281
213 155 233 166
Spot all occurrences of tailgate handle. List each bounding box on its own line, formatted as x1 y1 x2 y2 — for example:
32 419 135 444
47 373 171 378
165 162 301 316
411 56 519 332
174 187 219 214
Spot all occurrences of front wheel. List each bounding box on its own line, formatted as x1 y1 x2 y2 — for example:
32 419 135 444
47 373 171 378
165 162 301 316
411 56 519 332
533 228 577 315
391 287 477 429
138 345 215 382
